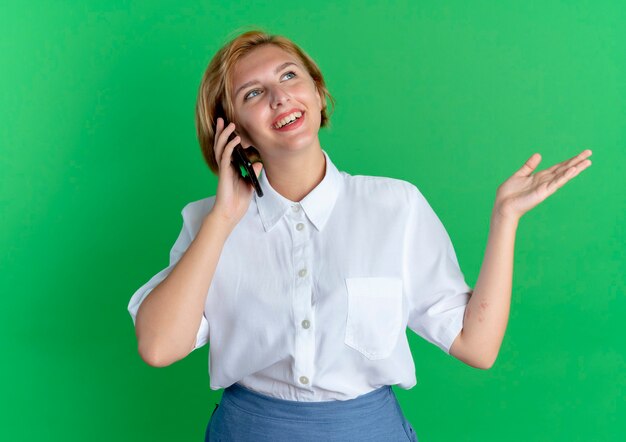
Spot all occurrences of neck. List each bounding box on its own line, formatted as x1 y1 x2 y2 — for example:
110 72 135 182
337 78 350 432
262 148 326 202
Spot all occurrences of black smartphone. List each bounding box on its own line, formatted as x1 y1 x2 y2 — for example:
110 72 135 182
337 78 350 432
219 117 263 198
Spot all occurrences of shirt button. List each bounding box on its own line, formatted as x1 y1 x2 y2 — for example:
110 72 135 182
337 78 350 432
296 223 304 231
301 319 310 329
299 376 309 385
298 268 307 277
291 205 300 212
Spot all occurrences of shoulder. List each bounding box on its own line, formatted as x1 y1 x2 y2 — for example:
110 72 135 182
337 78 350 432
179 196 217 230
341 172 423 208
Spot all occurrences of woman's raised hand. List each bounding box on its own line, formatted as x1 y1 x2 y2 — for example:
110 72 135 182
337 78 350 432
494 149 593 221
210 118 264 227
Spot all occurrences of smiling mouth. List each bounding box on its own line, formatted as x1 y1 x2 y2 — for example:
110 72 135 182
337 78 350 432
273 111 304 129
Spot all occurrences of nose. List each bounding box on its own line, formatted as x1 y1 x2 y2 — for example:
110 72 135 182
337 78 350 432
269 86 290 109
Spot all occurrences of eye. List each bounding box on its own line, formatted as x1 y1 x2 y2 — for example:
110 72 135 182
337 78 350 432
244 89 261 101
243 71 296 101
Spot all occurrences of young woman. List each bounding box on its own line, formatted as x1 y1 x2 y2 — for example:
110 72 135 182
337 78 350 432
128 29 592 441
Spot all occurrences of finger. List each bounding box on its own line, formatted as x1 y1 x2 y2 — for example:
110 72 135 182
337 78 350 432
544 162 563 174
546 158 591 193
565 158 592 180
213 118 224 164
514 153 542 177
219 134 241 171
546 167 575 194
542 149 592 177
552 149 593 175
219 121 237 142
252 161 264 178
215 122 237 165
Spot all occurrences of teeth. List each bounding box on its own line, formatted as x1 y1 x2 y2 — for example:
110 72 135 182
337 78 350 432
274 111 302 129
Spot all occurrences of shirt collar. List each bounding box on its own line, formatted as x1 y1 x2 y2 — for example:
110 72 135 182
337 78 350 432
254 149 342 233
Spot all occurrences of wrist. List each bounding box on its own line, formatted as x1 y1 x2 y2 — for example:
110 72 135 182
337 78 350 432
491 202 520 229
203 211 237 238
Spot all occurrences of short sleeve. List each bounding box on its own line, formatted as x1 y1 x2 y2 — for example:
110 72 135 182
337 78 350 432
403 186 472 354
127 203 210 351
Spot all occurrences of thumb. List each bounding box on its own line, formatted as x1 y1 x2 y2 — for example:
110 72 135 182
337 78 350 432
514 153 542 177
252 161 264 178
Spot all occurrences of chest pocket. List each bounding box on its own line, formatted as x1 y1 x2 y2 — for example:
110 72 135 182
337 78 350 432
344 277 404 360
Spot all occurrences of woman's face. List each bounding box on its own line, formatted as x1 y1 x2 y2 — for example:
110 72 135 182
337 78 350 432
229 44 324 159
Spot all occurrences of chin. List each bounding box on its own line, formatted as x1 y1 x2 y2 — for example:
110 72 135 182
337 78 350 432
259 131 320 154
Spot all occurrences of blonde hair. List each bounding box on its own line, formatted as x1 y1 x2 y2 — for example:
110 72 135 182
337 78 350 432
195 29 335 175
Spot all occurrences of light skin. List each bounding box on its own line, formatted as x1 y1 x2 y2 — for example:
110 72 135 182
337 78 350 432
226 44 327 203
449 149 592 369
211 44 593 370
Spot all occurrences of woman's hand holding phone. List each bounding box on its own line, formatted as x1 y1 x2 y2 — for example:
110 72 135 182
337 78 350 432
210 118 264 228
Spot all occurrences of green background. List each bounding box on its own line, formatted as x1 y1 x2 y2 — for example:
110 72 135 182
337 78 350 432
2 1 624 441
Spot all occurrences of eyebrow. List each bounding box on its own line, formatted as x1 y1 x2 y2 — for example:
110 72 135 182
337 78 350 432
234 62 298 98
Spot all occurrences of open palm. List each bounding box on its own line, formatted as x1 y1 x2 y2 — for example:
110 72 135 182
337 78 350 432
495 149 593 220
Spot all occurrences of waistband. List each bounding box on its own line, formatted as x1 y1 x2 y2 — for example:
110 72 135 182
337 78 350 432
221 383 394 423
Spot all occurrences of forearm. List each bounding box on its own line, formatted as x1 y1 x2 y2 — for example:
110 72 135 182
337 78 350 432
449 206 519 369
135 212 234 367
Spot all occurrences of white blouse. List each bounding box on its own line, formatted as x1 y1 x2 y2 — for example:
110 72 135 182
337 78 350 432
128 149 472 401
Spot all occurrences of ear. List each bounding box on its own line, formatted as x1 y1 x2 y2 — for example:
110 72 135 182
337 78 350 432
234 124 256 151
238 132 252 149
316 86 325 111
